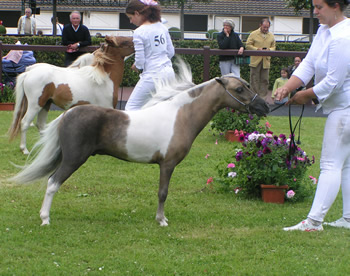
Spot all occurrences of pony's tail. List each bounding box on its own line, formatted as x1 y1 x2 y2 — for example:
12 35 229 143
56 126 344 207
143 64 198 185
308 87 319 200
9 114 64 184
8 73 28 141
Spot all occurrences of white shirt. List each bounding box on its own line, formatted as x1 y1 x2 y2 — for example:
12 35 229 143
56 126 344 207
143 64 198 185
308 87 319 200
133 22 174 73
293 18 350 114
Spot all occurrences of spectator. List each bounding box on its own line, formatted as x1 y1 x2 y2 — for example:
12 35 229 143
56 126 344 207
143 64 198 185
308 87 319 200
275 0 350 232
124 0 175 111
217 19 244 77
52 17 64 36
287 56 302 78
271 67 289 104
37 30 43 36
17 8 36 35
62 11 91 67
246 18 276 99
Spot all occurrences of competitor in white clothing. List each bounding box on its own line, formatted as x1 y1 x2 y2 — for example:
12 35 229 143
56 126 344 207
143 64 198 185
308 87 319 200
275 0 350 232
125 0 175 111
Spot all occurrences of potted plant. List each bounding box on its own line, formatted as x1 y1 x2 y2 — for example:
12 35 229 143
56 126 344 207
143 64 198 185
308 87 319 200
0 82 15 110
215 131 316 203
0 20 6 35
210 108 263 142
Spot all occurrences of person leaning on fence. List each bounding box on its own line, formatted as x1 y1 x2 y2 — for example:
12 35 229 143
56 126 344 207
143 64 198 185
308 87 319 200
17 8 36 35
246 18 276 99
216 19 244 78
275 0 350 232
271 67 289 104
62 11 91 67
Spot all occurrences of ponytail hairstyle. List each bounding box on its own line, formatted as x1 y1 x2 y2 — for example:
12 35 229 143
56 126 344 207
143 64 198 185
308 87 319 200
126 0 161 23
324 0 350 11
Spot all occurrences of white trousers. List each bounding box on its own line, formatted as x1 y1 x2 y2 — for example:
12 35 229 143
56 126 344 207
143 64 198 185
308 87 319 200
219 60 240 78
125 66 175 111
308 106 350 222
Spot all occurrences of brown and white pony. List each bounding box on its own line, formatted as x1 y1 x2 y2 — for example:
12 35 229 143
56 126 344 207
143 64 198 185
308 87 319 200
8 35 134 154
10 64 269 227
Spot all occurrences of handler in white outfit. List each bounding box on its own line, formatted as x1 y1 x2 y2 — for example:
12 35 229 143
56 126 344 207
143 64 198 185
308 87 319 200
275 0 350 232
125 0 175 111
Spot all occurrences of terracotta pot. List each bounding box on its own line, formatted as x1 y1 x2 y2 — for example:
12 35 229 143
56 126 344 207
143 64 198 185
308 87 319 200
0 103 15 111
260 184 289 204
225 130 242 142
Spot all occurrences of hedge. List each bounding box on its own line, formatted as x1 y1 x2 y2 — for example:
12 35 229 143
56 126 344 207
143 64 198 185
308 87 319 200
1 35 311 88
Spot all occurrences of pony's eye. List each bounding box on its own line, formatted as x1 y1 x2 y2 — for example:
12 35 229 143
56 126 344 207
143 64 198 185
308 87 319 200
236 87 244 93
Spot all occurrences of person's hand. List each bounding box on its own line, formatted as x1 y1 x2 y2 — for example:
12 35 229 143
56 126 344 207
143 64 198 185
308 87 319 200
287 90 315 105
274 87 290 101
131 64 139 73
224 28 230 37
238 47 244 55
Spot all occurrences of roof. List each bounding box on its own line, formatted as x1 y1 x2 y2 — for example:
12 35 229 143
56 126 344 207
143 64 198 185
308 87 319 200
0 0 314 17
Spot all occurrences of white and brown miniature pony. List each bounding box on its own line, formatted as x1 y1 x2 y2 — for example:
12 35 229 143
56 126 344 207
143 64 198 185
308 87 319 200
11 64 269 227
8 35 134 154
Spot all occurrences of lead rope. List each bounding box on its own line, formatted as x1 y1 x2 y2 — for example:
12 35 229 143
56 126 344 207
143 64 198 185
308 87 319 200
270 104 305 161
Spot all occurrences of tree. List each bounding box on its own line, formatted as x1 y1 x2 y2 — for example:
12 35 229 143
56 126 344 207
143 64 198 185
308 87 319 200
285 0 314 42
159 0 211 40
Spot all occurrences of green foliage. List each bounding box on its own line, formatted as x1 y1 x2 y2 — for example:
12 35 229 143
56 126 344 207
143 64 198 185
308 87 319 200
210 108 263 133
215 132 315 202
0 25 6 35
285 0 312 13
0 82 15 103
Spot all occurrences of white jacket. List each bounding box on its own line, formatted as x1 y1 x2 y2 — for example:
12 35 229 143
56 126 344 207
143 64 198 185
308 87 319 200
17 15 36 35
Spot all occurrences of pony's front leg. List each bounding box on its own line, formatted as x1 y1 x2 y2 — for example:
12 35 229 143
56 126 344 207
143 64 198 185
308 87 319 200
156 165 174 227
40 178 61 226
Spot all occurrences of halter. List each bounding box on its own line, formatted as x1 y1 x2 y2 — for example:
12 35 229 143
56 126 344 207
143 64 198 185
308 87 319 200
221 85 258 114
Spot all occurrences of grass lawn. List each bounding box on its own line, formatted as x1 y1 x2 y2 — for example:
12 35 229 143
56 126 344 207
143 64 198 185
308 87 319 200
0 110 349 275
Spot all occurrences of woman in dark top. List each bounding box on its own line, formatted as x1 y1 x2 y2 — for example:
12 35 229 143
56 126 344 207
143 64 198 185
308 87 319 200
217 19 244 77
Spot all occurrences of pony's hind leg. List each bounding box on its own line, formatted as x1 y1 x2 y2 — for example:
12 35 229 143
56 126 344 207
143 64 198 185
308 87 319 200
20 105 42 154
36 104 50 133
40 177 61 225
156 164 175 227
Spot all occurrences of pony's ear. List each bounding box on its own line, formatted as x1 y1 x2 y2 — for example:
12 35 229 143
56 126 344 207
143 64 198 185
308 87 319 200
105 35 113 46
215 77 229 87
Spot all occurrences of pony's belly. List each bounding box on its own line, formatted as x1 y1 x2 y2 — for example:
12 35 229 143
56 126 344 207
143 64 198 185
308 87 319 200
125 107 178 162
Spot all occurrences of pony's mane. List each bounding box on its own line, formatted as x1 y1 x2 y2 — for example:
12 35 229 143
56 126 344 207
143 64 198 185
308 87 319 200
92 46 115 69
142 58 196 109
69 52 95 68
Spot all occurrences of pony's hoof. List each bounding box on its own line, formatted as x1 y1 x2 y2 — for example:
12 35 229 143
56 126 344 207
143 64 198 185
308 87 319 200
21 148 29 155
159 219 168 227
41 218 50 226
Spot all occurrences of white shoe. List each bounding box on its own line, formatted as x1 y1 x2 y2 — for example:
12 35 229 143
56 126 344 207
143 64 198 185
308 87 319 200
324 218 350 229
283 219 323 232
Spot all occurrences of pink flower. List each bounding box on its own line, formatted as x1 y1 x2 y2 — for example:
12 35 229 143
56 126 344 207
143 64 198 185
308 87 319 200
215 139 218 145
286 190 295 199
309 175 317 184
265 121 271 129
205 154 210 159
207 177 213 185
227 163 235 168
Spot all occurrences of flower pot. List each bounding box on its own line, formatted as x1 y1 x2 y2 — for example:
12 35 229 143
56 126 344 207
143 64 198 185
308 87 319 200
225 130 243 142
260 184 289 204
0 103 14 111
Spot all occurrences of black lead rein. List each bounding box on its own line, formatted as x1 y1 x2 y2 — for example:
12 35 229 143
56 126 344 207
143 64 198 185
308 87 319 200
270 103 305 160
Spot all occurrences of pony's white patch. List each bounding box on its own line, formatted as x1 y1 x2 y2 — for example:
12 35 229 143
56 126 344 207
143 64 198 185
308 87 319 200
126 92 195 162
